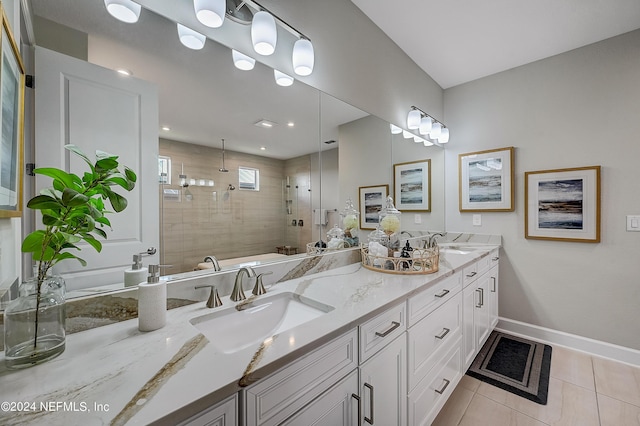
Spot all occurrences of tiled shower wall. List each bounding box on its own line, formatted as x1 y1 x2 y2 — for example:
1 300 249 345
159 139 311 274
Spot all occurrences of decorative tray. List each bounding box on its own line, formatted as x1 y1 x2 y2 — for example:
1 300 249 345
360 245 439 275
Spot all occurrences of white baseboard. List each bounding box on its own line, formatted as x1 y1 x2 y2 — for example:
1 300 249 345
496 317 640 367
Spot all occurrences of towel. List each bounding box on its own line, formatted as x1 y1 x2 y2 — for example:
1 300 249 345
313 209 328 225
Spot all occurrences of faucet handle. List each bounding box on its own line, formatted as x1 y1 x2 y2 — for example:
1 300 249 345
252 271 273 296
195 285 223 308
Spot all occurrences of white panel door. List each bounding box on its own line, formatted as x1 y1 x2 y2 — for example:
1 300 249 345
34 47 158 290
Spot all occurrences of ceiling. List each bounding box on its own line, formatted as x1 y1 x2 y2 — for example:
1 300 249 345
29 0 367 160
351 0 640 89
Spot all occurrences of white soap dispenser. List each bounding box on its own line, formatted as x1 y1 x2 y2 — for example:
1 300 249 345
138 264 166 332
124 253 147 287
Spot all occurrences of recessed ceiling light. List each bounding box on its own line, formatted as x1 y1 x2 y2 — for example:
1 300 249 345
161 126 171 131
260 146 266 151
287 122 294 127
116 68 132 76
254 119 278 128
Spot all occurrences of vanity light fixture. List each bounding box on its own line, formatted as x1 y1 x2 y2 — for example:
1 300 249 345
194 0 226 28
232 49 256 71
251 11 277 55
177 24 206 50
407 108 421 130
274 70 294 87
104 0 141 23
292 38 314 76
408 105 449 144
390 124 402 134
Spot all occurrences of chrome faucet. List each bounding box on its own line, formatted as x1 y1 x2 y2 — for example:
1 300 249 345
426 232 447 248
231 266 256 301
204 255 221 271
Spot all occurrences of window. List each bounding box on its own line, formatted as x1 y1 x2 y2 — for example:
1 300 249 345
239 167 259 191
158 156 171 184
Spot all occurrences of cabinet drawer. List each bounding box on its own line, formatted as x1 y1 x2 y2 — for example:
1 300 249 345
462 262 478 287
407 293 462 391
359 302 406 363
476 254 492 277
244 329 358 426
407 272 462 326
408 337 462 426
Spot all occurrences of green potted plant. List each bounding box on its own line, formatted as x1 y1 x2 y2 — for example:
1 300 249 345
3 144 137 369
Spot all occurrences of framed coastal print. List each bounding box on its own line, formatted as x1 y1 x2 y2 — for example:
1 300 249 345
394 159 431 212
525 166 601 243
0 9 25 218
459 147 514 212
359 184 388 230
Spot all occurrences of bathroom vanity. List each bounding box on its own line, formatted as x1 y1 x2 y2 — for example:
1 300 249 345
0 241 499 426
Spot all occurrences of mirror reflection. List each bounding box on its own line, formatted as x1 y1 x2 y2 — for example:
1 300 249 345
29 0 444 296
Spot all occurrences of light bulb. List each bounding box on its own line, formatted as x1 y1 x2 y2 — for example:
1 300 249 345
177 24 206 50
407 109 421 129
390 124 402 134
419 116 432 135
194 0 225 28
232 50 255 71
430 122 442 139
104 0 141 23
438 127 450 143
274 70 294 87
292 39 314 76
252 11 277 56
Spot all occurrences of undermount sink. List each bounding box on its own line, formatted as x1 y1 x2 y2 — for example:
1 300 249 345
189 292 333 354
439 245 488 255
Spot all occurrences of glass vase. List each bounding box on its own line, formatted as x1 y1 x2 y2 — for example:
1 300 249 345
3 276 66 369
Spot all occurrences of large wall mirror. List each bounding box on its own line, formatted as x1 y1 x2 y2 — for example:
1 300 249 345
28 0 445 297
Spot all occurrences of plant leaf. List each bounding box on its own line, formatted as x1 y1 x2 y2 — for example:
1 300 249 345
95 158 119 171
27 195 62 210
105 173 135 191
106 190 128 212
22 230 46 253
93 227 108 239
65 144 93 169
34 168 80 188
62 188 90 207
124 167 137 183
82 235 103 252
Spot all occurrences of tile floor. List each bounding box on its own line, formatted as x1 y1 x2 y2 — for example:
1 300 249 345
433 345 640 426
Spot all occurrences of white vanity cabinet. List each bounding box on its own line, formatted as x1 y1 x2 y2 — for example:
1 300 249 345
462 253 498 370
179 395 237 426
488 250 500 329
358 303 407 426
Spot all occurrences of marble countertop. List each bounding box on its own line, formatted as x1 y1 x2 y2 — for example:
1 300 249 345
0 244 498 425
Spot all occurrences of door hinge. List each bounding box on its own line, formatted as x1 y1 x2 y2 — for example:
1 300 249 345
26 163 36 176
25 75 34 89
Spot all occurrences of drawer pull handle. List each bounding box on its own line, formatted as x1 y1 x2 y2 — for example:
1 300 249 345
364 383 374 424
435 327 450 340
375 321 401 338
352 393 362 426
491 277 496 292
435 289 450 298
435 378 451 394
466 271 477 278
476 288 484 308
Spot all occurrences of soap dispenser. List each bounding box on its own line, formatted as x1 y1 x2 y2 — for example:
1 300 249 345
124 254 147 287
138 265 166 332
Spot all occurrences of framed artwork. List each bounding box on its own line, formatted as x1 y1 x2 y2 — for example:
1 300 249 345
0 9 25 218
393 159 431 212
358 184 388 230
459 147 514 212
525 166 601 243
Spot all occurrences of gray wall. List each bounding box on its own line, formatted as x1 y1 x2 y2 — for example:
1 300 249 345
443 29 640 350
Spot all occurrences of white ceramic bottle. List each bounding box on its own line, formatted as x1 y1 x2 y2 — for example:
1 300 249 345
138 265 166 332
124 253 147 287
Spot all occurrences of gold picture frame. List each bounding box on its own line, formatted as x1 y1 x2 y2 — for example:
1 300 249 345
393 159 431 212
459 147 514 212
0 7 25 218
358 184 389 230
525 166 601 243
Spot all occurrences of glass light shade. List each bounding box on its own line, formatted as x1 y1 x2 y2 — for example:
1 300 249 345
292 39 314 76
389 124 402 134
407 109 421 129
194 0 225 28
274 70 294 87
438 127 450 143
232 49 256 70
252 11 277 56
419 116 432 135
104 0 141 23
177 24 206 50
402 130 412 139
430 122 442 139
423 140 434 147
